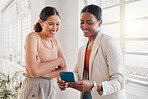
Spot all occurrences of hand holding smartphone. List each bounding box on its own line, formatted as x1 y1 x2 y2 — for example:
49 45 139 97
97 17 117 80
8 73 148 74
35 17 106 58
60 72 75 82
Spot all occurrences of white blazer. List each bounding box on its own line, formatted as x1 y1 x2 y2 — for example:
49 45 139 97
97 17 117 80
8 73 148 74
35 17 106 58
74 32 127 99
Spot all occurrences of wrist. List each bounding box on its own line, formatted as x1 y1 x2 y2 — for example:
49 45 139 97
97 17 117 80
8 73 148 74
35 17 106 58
90 81 94 90
97 82 103 92
91 81 97 92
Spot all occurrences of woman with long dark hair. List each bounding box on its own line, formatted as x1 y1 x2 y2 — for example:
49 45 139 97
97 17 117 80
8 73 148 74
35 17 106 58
20 6 67 99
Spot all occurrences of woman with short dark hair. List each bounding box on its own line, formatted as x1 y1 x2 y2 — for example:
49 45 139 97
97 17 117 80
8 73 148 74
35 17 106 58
58 4 126 99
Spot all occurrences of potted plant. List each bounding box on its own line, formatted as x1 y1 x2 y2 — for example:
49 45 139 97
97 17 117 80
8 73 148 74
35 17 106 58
0 71 23 99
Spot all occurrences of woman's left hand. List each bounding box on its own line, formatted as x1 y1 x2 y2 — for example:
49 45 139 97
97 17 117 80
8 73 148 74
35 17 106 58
57 76 68 90
68 80 93 92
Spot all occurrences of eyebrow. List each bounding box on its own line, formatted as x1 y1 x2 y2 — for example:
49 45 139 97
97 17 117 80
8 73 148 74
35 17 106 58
80 19 93 22
86 20 93 22
48 22 60 24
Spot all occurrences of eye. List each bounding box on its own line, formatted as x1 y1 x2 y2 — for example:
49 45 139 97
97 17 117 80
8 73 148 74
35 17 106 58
56 23 60 26
80 22 84 24
49 23 54 26
87 23 93 25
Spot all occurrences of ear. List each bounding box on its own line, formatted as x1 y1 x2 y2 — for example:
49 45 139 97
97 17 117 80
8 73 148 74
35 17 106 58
98 19 102 27
39 19 43 26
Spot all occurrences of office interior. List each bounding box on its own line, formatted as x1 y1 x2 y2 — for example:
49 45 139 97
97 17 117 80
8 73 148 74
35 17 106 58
0 0 148 99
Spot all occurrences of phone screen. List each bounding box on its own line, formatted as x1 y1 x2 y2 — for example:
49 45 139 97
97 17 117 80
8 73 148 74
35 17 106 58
60 72 75 82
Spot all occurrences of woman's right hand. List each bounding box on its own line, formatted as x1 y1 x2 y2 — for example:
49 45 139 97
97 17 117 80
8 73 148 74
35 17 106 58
57 77 68 90
57 57 65 69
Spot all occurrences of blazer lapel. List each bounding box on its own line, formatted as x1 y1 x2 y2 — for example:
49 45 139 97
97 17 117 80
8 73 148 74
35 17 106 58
89 32 104 77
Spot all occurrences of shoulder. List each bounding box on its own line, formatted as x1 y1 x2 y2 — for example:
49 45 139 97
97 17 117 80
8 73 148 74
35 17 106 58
101 34 121 54
101 34 117 47
26 32 38 39
25 32 38 45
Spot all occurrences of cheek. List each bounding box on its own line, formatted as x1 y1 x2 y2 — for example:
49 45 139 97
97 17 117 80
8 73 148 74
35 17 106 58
57 25 60 29
80 25 83 29
56 27 59 31
92 25 98 30
46 25 52 30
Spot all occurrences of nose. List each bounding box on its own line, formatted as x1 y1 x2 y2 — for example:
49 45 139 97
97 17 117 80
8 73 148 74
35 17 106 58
52 25 57 32
83 23 88 30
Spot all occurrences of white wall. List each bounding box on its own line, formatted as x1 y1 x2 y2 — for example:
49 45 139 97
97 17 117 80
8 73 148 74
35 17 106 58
31 0 44 31
78 0 88 48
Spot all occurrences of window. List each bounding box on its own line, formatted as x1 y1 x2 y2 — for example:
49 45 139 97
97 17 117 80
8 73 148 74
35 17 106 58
84 0 148 98
1 0 31 66
85 0 148 85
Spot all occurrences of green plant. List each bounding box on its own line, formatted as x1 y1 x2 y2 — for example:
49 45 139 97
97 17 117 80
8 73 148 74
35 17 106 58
0 71 23 99
17 60 21 65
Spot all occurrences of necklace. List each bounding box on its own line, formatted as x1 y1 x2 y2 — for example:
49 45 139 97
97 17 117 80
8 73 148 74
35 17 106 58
37 33 53 50
87 41 94 49
41 39 53 50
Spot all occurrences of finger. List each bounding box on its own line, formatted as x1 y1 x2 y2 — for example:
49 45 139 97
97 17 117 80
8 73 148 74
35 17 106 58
58 80 65 86
59 86 66 90
59 83 68 90
58 84 66 88
68 82 80 88
61 80 66 86
75 81 83 85
65 83 68 88
57 77 61 83
68 82 75 87
72 84 83 89
74 87 83 91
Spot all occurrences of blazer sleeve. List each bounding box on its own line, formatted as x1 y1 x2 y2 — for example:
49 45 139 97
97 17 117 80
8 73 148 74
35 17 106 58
99 36 125 96
73 47 83 81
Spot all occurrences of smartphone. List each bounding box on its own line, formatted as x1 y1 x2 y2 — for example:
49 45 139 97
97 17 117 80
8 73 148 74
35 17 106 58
60 72 75 82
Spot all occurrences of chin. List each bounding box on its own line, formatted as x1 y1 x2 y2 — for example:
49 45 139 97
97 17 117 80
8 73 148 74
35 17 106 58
83 33 89 37
50 35 55 38
84 35 89 38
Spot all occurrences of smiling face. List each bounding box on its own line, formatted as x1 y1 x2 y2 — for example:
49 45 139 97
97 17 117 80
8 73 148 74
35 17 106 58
40 15 60 38
80 12 102 39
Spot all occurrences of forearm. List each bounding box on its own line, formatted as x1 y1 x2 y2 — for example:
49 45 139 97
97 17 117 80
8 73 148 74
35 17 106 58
99 74 125 96
28 58 61 77
41 66 68 78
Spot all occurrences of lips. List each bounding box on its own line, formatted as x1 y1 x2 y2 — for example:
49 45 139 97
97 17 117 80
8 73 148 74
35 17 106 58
49 31 56 35
83 30 90 33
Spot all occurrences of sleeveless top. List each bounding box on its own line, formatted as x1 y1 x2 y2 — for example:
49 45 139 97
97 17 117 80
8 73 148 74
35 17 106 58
25 32 59 75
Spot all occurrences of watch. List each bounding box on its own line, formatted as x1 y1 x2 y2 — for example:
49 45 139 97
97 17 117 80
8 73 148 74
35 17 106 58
91 81 98 92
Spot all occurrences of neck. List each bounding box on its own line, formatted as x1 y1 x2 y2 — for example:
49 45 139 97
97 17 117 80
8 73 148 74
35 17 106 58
39 31 50 41
88 31 98 43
